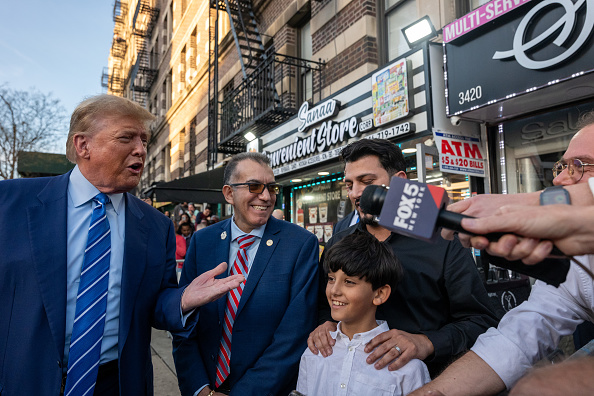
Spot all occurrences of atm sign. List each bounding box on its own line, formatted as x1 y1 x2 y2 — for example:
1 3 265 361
434 131 486 177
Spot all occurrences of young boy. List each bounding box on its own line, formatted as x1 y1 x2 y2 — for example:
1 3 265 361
297 232 430 395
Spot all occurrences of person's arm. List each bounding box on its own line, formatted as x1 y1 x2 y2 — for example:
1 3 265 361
365 237 498 371
415 255 592 395
460 204 594 263
409 351 506 396
172 237 211 396
151 220 193 334
509 357 594 396
229 234 320 395
441 182 594 242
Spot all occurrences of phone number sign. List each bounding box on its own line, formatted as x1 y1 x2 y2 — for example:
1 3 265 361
435 131 486 177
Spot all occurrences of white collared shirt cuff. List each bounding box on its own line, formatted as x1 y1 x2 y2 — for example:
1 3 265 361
194 384 208 396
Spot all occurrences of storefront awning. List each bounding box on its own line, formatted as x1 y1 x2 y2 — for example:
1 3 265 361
143 167 226 203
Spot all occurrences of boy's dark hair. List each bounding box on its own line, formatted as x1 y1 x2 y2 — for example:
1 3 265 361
323 232 404 290
340 139 406 176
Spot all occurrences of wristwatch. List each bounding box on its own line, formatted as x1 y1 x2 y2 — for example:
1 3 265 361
540 185 571 205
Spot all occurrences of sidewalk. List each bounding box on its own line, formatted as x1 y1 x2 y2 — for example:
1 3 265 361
151 328 181 396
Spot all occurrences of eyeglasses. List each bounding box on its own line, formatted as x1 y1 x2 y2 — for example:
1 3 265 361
228 182 282 195
552 158 594 181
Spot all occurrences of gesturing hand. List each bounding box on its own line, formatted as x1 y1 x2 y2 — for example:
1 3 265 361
364 329 434 371
181 262 245 313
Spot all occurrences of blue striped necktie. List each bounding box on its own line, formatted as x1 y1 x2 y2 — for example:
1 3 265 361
64 193 111 396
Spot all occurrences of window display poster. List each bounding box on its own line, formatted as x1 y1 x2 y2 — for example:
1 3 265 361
372 59 409 127
294 180 351 245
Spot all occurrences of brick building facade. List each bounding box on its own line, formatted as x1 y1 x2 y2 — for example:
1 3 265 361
104 0 475 201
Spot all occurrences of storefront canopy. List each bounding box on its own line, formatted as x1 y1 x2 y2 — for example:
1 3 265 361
143 166 226 203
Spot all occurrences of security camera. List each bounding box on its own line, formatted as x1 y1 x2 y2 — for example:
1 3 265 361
450 116 461 126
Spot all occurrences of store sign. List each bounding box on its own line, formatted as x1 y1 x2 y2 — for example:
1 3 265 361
434 131 486 177
264 115 360 168
445 0 594 115
372 59 409 127
503 103 591 147
297 99 340 133
272 144 346 176
443 0 532 43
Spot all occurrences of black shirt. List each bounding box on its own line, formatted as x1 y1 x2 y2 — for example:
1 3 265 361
318 222 499 376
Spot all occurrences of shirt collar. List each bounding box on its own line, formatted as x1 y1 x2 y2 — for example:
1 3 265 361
331 320 389 343
230 216 266 241
69 165 124 215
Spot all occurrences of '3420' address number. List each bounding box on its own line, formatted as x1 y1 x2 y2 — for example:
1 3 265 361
458 86 482 105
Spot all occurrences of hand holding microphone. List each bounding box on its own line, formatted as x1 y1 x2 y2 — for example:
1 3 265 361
360 178 577 286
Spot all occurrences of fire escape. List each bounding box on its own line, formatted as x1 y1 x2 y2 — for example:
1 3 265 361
207 0 325 165
102 0 128 96
128 0 159 107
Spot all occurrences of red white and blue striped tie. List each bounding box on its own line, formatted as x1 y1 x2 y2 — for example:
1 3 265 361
215 234 256 388
64 193 111 396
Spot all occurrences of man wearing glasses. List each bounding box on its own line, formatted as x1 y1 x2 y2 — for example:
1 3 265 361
173 152 319 396
410 114 594 395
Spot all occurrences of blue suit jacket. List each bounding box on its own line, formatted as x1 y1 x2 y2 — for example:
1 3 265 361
0 172 191 396
173 217 319 396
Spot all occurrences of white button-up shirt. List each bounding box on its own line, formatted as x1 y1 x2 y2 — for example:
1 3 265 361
297 321 430 395
472 255 594 389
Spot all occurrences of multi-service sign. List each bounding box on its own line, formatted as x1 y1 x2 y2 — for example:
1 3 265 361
444 0 594 115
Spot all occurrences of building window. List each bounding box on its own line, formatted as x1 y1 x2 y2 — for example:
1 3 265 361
457 0 490 17
179 45 187 92
385 0 417 61
299 20 313 105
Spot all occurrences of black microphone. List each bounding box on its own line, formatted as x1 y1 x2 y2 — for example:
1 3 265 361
360 178 570 286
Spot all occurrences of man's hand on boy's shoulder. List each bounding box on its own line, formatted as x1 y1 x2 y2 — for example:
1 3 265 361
307 321 338 357
364 330 434 371
307 322 434 371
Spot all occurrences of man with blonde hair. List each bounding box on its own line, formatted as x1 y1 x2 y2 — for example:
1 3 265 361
0 94 243 396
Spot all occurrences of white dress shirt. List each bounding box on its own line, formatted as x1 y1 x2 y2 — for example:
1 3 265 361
297 321 430 396
64 165 125 370
472 255 594 388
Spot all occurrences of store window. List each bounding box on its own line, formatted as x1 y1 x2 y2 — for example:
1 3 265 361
399 135 471 203
385 0 417 62
291 174 348 247
299 21 313 105
456 0 490 17
495 105 589 194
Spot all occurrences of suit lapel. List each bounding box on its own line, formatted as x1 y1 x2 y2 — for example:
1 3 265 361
28 173 70 361
217 221 232 323
236 219 280 316
118 194 148 352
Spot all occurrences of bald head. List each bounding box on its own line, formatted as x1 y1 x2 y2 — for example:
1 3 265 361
272 209 285 220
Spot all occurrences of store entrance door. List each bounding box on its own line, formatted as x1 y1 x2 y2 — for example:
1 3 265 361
415 143 471 203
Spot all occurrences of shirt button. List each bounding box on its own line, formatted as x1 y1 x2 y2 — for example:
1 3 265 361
340 383 346 389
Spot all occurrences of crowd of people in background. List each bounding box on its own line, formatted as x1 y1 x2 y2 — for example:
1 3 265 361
162 202 221 261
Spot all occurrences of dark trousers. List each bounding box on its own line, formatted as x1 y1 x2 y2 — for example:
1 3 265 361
61 360 119 396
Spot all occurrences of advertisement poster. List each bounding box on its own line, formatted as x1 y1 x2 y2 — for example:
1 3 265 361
294 181 351 245
372 59 409 127
434 131 486 177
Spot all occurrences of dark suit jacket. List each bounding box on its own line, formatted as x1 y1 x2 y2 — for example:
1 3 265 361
173 217 319 396
333 210 357 235
0 172 192 395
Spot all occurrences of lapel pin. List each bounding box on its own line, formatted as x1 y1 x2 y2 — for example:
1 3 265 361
221 231 227 240
266 239 273 246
